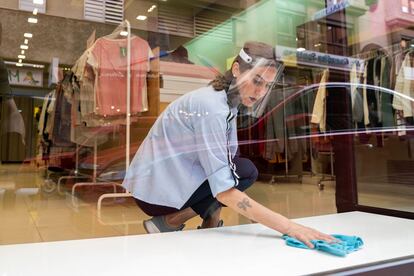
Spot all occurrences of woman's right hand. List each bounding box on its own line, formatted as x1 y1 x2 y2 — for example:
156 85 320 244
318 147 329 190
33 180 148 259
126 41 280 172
285 222 337 248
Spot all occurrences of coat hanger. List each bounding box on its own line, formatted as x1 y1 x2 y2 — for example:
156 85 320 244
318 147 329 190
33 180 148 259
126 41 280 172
104 20 134 40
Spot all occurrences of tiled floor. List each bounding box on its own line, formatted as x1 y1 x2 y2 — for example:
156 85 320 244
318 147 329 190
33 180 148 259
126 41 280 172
0 163 413 245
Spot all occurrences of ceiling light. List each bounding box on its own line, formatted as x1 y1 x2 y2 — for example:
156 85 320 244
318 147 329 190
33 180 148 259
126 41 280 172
21 50 25 54
120 31 128 36
28 18 38 24
33 8 38 15
4 61 43 68
18 55 26 59
297 47 306 52
136 15 147 21
148 5 157 12
24 33 33 38
18 59 22 63
20 45 29 50
33 0 44 4
16 63 23 67
24 39 29 44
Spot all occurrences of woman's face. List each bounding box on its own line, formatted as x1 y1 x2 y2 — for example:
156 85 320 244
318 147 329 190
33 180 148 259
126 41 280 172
233 63 277 107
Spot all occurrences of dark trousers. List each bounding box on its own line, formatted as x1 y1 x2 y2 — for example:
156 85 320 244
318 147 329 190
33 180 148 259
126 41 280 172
135 157 258 219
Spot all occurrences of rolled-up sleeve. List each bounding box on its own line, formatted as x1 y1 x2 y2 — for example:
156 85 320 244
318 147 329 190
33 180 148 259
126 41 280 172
194 112 237 197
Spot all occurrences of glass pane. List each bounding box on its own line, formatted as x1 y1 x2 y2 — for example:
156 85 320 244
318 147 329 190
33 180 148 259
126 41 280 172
1 0 413 251
356 88 414 213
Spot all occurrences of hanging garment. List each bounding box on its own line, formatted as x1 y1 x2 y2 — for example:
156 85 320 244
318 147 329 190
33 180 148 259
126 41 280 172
38 92 54 161
374 56 382 123
380 56 395 128
364 56 382 127
393 54 414 118
263 86 306 162
311 69 328 132
87 36 153 116
51 79 74 147
72 49 96 122
264 87 286 160
38 92 53 136
44 90 56 139
362 62 370 126
350 63 364 123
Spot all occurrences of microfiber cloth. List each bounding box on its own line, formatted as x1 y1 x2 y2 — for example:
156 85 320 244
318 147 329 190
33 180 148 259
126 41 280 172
282 234 364 257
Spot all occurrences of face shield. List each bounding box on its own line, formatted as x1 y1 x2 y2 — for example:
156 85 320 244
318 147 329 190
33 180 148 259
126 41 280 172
229 48 285 118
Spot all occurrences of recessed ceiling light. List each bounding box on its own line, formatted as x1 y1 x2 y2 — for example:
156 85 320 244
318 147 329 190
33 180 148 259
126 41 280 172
21 50 25 54
28 18 38 24
33 8 38 15
148 5 157 12
18 55 26 59
16 63 23 67
120 31 128 36
24 39 29 44
18 59 22 63
24 33 33 38
20 45 29 50
136 15 147 21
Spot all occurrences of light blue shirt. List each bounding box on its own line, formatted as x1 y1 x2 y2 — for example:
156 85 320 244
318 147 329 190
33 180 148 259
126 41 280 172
122 86 239 209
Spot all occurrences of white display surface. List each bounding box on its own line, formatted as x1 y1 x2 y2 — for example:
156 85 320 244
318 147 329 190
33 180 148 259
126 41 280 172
1 212 413 276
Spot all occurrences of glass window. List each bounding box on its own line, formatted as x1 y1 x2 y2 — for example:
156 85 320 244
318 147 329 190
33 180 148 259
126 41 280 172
1 2 414 273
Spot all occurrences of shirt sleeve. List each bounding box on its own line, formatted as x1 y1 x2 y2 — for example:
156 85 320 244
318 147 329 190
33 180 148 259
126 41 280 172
86 43 99 72
194 112 238 197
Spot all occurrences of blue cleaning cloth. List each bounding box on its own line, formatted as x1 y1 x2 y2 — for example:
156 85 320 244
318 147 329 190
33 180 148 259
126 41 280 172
282 234 364 257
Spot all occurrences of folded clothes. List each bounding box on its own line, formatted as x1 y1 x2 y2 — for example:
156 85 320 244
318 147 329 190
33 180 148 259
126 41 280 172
282 234 364 257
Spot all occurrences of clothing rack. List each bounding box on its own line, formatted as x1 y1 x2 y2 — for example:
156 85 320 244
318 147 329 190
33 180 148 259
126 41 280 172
262 74 306 184
64 21 133 213
57 144 92 195
96 20 133 217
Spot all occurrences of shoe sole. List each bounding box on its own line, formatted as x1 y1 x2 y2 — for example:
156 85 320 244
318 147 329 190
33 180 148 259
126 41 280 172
143 219 161 234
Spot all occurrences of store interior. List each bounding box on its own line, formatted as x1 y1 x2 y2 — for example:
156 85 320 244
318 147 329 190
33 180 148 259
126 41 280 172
1 0 414 247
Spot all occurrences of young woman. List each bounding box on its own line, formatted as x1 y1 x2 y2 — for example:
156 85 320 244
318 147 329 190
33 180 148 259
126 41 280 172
123 41 335 248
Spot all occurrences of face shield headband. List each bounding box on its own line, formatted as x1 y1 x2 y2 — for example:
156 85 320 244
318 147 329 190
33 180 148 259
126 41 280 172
232 48 285 117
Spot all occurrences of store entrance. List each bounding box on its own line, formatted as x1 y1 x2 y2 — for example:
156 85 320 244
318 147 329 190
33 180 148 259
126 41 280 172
1 88 47 163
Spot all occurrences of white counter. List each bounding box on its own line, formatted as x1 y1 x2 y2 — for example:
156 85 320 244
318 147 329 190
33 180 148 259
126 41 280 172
1 211 413 276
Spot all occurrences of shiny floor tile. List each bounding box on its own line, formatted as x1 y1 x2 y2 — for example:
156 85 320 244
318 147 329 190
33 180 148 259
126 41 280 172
1 163 412 245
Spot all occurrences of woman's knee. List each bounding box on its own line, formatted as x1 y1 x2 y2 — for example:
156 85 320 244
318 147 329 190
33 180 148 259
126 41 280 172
234 158 258 179
250 164 259 182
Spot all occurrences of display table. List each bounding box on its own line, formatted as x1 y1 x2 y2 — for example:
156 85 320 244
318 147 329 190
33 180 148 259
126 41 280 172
1 212 413 276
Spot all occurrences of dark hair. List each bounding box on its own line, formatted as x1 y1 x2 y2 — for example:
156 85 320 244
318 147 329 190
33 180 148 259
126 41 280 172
210 41 277 91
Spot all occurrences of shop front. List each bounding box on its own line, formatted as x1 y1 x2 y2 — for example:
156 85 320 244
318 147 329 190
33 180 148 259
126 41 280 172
0 0 414 274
